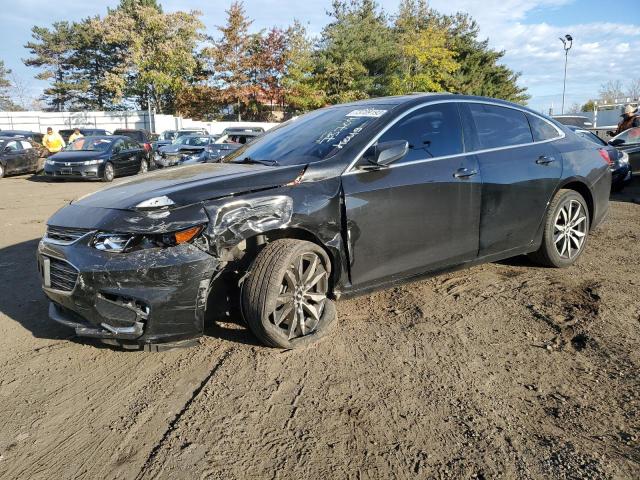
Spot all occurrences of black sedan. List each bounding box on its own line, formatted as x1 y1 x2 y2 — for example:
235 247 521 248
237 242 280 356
568 126 632 191
609 127 640 173
38 94 611 351
0 136 41 178
43 136 149 182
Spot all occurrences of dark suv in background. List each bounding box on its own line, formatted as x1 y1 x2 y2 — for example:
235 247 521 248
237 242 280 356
113 129 154 160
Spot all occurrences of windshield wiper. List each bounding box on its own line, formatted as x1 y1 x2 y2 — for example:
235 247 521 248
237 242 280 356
236 157 279 166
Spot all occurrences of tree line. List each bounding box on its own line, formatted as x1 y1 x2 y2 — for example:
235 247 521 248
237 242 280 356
2 0 530 121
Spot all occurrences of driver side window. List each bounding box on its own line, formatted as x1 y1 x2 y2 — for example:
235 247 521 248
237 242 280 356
366 103 464 164
113 140 124 153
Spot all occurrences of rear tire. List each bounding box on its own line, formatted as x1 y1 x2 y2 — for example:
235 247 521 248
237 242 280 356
528 189 590 268
102 162 115 182
241 239 337 348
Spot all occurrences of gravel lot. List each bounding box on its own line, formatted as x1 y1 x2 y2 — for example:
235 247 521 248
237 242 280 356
0 173 639 479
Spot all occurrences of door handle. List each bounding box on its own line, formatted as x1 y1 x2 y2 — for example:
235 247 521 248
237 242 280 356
453 168 478 179
536 155 556 165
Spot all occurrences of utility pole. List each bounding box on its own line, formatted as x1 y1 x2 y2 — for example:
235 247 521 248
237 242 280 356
560 34 573 115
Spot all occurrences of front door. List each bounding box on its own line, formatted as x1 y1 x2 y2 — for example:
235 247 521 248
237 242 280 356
3 140 27 174
463 103 563 256
342 102 482 289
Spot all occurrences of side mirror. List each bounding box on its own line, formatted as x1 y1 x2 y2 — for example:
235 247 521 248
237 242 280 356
609 138 624 146
374 140 409 166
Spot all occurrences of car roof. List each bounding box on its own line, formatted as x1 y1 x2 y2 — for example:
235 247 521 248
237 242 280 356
0 130 38 134
71 135 128 141
323 93 552 118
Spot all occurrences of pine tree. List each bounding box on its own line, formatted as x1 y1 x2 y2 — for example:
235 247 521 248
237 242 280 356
0 60 22 111
206 1 255 120
24 22 76 111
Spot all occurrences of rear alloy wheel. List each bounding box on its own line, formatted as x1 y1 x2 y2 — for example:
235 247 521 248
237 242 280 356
0 163 4 178
139 159 148 174
241 239 337 348
102 162 115 182
529 189 590 268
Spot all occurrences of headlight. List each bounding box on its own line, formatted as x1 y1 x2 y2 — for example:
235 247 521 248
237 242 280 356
620 151 629 164
83 159 102 165
45 159 55 165
91 225 205 253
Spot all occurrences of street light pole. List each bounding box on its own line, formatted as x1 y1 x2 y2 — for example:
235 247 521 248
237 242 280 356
560 34 573 115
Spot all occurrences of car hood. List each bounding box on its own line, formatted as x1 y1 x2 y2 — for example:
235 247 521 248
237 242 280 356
49 151 109 162
72 162 304 210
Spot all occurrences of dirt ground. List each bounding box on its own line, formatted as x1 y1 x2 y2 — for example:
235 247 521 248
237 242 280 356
0 173 638 480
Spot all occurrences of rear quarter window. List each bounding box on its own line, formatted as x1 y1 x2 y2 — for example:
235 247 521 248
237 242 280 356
527 114 561 142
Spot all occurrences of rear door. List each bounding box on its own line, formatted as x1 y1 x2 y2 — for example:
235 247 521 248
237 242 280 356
110 139 128 174
342 102 482 289
463 103 563 257
124 138 143 173
20 140 39 172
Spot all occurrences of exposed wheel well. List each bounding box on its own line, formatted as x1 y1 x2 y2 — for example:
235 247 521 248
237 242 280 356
244 228 339 293
559 181 594 228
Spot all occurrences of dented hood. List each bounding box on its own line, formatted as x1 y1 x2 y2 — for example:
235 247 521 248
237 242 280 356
73 162 304 210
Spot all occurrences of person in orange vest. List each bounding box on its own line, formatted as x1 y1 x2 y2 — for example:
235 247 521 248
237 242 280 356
42 127 66 154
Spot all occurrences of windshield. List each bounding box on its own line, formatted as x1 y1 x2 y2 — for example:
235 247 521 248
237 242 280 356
179 136 211 146
223 105 391 165
613 127 640 145
66 137 113 152
160 131 177 141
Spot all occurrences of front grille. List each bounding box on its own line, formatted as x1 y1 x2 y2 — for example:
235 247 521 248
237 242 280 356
48 257 79 292
46 225 92 244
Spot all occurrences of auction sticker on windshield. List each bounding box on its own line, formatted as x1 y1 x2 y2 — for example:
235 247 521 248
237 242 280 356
346 109 387 118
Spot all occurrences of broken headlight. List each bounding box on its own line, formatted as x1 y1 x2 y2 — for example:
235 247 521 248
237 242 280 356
92 225 205 253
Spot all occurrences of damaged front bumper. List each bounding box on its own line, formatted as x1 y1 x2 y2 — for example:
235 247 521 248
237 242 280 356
37 234 220 347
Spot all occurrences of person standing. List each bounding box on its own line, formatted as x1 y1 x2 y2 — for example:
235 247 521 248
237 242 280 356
613 105 640 136
68 128 83 143
42 127 66 154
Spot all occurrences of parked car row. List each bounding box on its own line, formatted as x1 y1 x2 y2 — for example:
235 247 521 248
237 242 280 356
0 125 269 181
153 129 263 168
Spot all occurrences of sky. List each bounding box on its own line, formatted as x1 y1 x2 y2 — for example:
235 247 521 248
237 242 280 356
1 0 639 113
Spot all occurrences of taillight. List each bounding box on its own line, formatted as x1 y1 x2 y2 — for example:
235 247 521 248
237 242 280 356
598 149 613 166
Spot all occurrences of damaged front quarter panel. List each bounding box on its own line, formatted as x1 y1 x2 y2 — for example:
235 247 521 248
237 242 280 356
208 195 293 254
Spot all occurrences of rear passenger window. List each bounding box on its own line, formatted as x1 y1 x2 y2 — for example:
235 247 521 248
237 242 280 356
376 103 463 162
469 103 533 149
20 141 33 149
527 114 560 142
